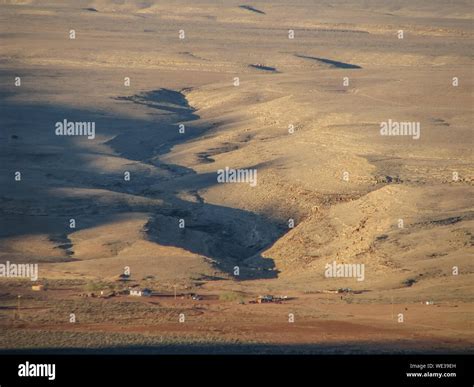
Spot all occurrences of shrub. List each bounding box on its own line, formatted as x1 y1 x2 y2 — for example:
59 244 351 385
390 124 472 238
84 281 109 292
402 278 417 287
219 292 242 302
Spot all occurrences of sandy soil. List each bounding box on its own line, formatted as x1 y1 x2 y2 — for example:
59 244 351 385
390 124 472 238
0 0 472 353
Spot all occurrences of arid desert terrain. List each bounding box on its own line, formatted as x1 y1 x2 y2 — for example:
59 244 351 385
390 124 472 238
0 0 472 353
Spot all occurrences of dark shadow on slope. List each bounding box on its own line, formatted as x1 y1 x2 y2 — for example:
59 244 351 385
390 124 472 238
0 78 281 279
114 89 198 119
296 54 362 69
110 90 282 279
249 64 278 73
239 5 265 15
109 89 206 161
144 167 284 279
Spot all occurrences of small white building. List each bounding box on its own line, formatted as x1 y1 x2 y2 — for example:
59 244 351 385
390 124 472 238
129 288 152 297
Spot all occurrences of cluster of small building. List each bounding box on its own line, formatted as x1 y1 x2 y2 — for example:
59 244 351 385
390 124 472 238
79 287 153 298
250 295 288 304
